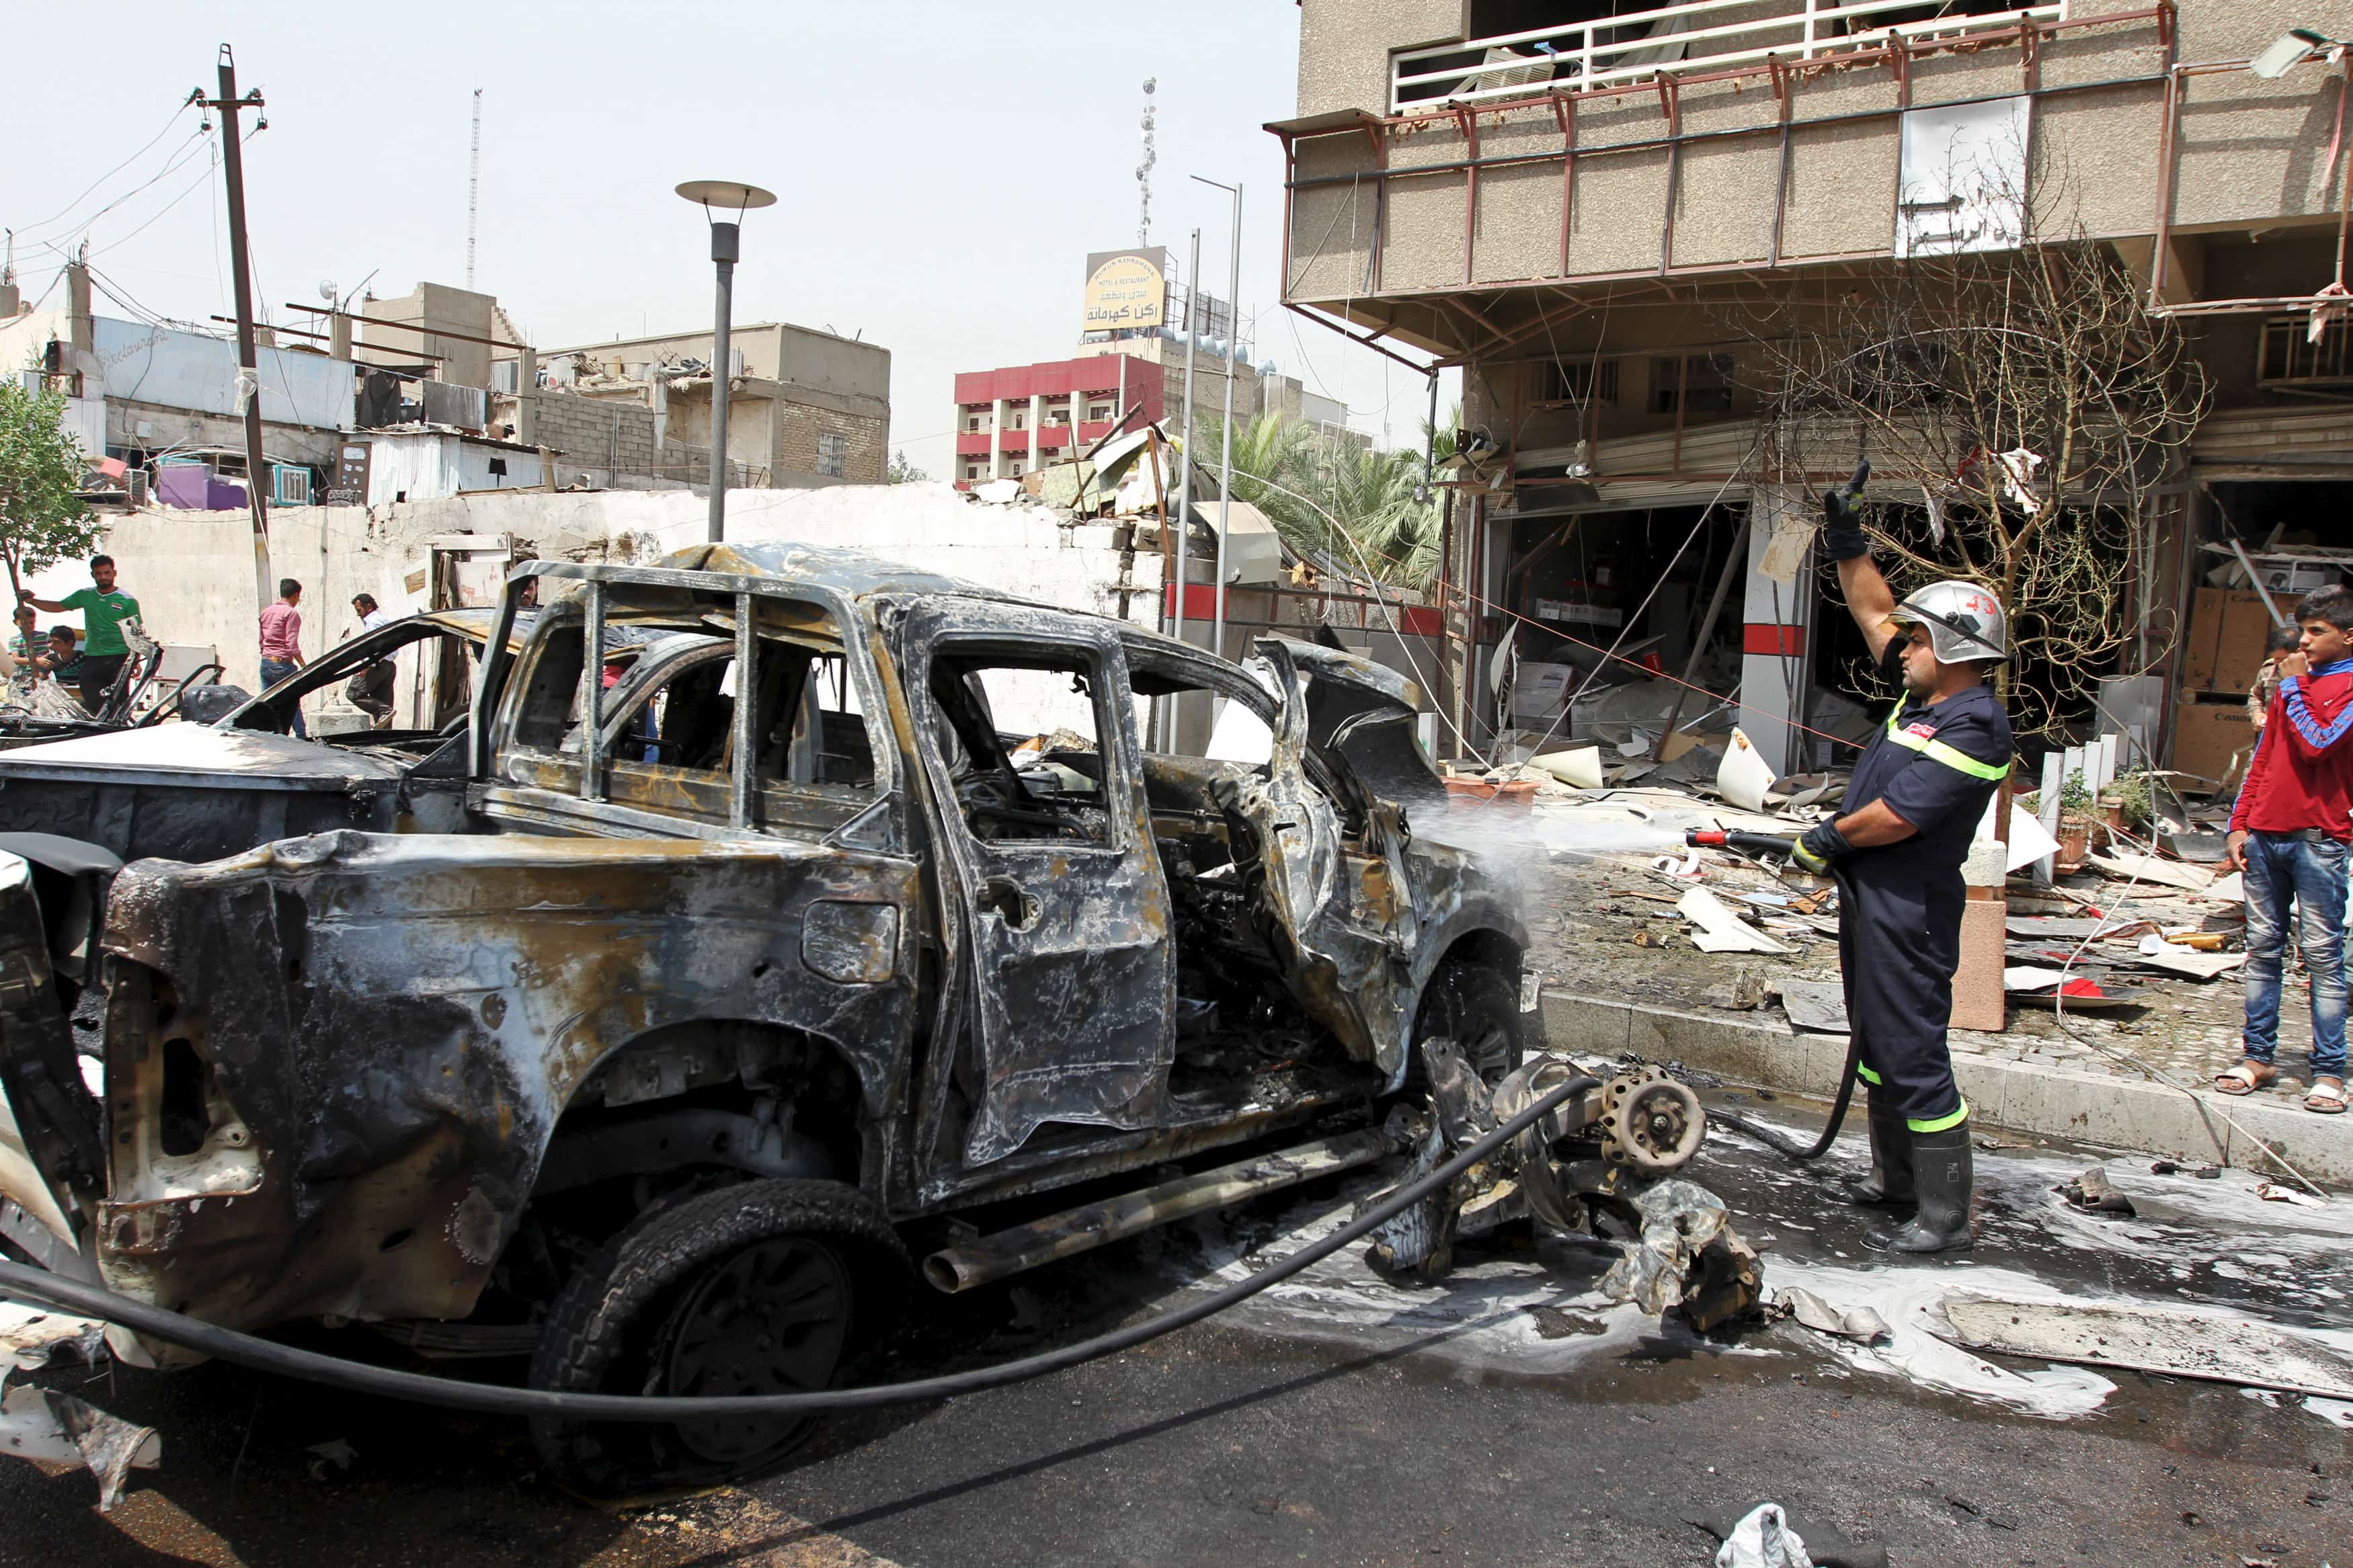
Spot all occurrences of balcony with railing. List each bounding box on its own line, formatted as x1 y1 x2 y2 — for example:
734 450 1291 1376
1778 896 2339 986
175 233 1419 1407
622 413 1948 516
1390 1 2070 114
1267 1 2284 366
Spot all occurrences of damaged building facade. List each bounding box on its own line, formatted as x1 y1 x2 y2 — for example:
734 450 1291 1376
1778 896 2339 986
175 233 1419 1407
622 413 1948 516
1272 0 2353 780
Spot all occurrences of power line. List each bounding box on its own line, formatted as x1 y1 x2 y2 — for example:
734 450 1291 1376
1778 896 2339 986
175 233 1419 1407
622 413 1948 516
11 106 196 239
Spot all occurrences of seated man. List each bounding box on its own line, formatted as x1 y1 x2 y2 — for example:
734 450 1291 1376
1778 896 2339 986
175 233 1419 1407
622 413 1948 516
38 628 85 698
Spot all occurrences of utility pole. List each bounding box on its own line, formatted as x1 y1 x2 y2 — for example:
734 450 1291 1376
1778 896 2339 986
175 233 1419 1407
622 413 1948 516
196 45 274 615
1192 176 1242 662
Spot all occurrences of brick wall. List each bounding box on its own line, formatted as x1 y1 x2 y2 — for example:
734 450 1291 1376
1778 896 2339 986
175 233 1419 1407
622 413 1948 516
775 399 887 484
532 390 661 472
522 389 748 486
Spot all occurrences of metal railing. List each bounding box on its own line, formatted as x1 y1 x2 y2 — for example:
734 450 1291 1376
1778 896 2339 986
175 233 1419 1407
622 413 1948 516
1390 0 2069 112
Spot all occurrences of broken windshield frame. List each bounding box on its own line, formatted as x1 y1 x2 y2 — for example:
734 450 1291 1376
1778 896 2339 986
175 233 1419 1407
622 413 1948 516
485 561 905 847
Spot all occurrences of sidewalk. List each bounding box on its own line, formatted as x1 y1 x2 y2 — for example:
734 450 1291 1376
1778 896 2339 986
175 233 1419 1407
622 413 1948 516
1540 987 2353 1185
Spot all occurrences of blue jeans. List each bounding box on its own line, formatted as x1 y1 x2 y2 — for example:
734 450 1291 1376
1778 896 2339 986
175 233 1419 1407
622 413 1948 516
259 657 306 739
2241 829 2349 1077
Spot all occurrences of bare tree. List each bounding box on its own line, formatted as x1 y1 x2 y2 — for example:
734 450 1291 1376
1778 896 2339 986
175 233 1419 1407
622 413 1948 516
1734 205 2208 737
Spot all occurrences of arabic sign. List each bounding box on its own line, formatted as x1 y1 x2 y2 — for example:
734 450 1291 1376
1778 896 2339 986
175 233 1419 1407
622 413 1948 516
1082 248 1167 334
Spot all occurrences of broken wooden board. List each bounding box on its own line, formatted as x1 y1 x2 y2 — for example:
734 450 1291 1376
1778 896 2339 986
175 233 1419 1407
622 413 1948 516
1677 886 1794 954
2083 851 2215 893
1938 1296 2353 1401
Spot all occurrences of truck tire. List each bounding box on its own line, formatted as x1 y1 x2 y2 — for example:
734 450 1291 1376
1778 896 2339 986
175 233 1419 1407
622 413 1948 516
528 1178 908 1497
1414 958 1525 1087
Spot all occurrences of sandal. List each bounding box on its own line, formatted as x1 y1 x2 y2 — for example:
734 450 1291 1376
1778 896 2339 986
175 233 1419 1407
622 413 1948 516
2215 1060 2278 1096
2307 1077 2347 1115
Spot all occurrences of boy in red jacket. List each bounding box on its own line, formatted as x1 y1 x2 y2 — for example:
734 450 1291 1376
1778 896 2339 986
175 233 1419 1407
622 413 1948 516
2221 584 2353 1114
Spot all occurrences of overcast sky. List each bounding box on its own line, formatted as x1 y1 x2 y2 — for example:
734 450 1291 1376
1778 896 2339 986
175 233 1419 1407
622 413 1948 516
7 1 1439 479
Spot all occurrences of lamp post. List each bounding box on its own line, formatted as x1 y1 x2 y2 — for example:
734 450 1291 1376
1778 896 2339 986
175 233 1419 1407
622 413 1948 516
1191 175 1241 663
676 180 776 543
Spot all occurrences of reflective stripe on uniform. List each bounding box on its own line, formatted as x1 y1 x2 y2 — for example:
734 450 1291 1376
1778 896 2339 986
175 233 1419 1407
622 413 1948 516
1884 700 2009 781
1853 1062 1882 1085
1907 1098 1969 1134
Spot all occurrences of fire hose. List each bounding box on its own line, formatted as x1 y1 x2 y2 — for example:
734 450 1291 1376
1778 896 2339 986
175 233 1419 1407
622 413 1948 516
1682 829 1865 1164
0 1073 1600 1423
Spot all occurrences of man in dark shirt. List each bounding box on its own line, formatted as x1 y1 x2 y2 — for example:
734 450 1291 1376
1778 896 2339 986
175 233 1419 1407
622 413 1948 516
1794 472 2014 1253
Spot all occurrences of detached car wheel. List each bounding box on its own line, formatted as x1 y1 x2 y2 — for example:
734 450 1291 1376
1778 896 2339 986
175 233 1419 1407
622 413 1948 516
1415 959 1525 1087
528 1178 908 1497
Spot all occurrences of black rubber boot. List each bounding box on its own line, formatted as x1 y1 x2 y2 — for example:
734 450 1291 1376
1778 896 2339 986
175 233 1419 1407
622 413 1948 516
1864 1117 1973 1253
1843 1093 1915 1208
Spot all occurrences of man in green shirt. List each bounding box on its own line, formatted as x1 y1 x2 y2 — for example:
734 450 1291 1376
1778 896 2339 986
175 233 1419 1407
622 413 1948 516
21 554 140 715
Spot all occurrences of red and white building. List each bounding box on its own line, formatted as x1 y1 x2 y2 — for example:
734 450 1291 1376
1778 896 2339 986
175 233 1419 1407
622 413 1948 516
951 356 1166 486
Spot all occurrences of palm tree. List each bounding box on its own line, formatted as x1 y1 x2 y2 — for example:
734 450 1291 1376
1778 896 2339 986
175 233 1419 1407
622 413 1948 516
1183 412 1443 591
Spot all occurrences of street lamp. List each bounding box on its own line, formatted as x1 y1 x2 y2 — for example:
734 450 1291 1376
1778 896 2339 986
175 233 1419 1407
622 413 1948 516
676 179 776 543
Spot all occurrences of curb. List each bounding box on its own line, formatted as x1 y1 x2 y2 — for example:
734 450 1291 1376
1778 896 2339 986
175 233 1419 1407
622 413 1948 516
1539 989 2353 1186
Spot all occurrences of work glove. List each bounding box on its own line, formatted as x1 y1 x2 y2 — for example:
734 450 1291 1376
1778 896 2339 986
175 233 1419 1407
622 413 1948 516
1792 819 1853 877
1820 458 1872 562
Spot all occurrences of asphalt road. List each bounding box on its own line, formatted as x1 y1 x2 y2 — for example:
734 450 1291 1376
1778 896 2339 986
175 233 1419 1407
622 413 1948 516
6 1094 2350 1568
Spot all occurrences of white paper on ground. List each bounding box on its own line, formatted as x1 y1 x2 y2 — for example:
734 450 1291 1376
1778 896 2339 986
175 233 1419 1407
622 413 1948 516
1679 886 1795 953
2005 804 2062 872
2003 965 2069 991
1717 727 1778 814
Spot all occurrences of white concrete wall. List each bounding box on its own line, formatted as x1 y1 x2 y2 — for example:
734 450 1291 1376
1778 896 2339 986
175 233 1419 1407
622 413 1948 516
35 483 1160 729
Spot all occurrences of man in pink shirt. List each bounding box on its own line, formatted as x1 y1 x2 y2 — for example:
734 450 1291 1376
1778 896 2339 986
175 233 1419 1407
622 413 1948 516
257 579 307 739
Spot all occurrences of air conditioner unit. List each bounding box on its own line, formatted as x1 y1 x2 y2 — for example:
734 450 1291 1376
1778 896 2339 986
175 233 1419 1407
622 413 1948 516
491 359 520 393
272 464 312 505
729 347 746 378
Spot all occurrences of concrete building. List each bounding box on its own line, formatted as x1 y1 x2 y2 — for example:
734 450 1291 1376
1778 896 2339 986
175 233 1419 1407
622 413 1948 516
1271 0 2353 775
1 262 352 503
512 322 891 489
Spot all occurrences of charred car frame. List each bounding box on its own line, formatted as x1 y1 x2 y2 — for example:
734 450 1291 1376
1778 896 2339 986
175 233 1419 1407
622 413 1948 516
0 543 1735 1494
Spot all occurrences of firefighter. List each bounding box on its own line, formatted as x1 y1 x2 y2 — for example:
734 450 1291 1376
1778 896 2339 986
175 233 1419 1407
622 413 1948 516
1794 472 2013 1253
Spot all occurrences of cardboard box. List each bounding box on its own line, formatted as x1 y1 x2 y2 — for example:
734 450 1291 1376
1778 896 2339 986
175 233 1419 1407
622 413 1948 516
1509 661 1577 726
2170 697 2254 786
2183 588 2277 695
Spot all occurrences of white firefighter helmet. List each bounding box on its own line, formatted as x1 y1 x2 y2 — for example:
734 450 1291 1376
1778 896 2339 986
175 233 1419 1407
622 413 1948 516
1890 580 2007 664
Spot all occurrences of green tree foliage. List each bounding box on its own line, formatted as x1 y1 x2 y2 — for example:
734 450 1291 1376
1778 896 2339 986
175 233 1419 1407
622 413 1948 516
884 448 929 485
0 378 102 602
1188 411 1442 590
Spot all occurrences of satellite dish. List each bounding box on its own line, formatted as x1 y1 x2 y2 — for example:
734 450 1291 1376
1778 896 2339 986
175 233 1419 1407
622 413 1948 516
319 280 337 301
675 181 776 210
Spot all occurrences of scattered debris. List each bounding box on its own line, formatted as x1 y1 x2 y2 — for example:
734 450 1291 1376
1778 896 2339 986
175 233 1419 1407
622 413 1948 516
1779 977 1851 1034
1679 886 1796 954
0 1375 160 1511
1710 1503 1813 1568
1776 1287 1892 1344
1936 1297 2353 1400
2257 1182 2327 1208
2057 1167 2136 1215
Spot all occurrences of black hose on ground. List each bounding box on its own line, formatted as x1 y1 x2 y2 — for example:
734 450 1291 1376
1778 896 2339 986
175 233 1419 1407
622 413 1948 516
0 1074 1601 1424
1683 830 1865 1165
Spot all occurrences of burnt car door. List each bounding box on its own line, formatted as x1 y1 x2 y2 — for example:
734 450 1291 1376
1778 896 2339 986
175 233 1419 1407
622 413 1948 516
902 604 1175 1165
1197 638 1426 1082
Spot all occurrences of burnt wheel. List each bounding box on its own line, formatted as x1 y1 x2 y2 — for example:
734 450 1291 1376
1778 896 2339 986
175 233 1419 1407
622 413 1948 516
1414 958 1525 1087
528 1178 907 1498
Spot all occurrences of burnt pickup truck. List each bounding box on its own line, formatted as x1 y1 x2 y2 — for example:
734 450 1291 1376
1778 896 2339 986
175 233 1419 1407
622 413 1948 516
0 542 1636 1492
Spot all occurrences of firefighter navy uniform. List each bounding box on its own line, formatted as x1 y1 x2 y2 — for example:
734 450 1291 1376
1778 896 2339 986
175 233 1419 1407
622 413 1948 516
1837 639 2013 1139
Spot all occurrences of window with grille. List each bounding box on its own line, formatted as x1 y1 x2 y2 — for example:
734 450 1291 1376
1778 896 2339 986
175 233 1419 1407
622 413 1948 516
1533 358 1617 407
1650 353 1736 415
817 433 848 478
2259 315 2353 391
